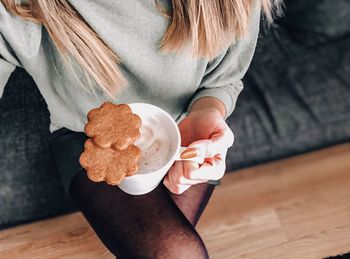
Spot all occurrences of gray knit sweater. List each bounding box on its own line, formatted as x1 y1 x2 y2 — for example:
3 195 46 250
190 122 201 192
0 0 261 133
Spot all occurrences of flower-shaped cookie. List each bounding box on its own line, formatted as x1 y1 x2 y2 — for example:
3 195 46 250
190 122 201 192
79 138 141 185
84 102 142 150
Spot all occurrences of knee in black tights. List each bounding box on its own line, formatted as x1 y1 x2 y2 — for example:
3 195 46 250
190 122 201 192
108 227 209 259
149 231 209 259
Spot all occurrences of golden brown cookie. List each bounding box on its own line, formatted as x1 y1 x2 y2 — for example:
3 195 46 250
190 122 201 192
79 138 141 185
84 102 142 150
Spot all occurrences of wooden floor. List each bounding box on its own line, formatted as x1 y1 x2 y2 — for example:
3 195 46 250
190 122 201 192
1 143 350 258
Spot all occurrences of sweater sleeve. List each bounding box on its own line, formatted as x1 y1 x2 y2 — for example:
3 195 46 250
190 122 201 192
0 2 42 99
0 54 16 99
0 32 20 99
185 4 261 120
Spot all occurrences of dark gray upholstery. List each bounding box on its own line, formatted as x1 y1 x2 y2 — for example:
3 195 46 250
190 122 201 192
227 0 350 170
1 0 349 229
0 69 75 229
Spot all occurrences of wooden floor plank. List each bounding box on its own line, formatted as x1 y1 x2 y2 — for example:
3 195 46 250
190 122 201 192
198 208 287 259
0 213 114 259
276 187 350 241
236 225 350 259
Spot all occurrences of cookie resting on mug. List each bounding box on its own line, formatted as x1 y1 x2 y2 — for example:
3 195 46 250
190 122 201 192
84 102 142 150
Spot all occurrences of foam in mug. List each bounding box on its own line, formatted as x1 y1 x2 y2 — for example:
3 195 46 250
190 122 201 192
134 115 172 174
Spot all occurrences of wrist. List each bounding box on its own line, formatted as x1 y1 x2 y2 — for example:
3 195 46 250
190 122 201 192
189 96 227 118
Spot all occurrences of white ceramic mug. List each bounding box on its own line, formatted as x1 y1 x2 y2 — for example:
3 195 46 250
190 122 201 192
117 103 203 195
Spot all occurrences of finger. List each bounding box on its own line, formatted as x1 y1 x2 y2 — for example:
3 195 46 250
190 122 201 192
164 173 192 194
174 184 192 195
206 148 228 164
163 173 170 187
180 161 208 184
163 173 179 194
185 156 226 181
188 124 234 158
170 161 205 185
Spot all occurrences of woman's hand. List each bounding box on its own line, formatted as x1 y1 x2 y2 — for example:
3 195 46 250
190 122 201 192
163 97 234 194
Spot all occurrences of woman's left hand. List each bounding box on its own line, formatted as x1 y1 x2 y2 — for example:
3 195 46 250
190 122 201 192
163 106 234 194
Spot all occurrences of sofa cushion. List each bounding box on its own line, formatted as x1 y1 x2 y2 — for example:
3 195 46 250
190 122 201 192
226 23 350 171
0 68 75 229
224 0 350 170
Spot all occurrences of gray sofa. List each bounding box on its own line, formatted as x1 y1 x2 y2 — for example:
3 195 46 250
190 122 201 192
1 0 349 229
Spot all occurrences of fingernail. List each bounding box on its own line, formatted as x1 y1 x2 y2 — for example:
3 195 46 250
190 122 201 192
180 147 200 159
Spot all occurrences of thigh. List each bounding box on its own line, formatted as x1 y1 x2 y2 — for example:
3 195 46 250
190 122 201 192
167 182 216 227
69 169 209 259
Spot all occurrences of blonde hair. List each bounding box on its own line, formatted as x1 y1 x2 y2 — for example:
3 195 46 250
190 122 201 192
1 0 283 99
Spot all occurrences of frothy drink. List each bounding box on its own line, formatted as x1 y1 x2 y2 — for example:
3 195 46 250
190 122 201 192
134 115 172 174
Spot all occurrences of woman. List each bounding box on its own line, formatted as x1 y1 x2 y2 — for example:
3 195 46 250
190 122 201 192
0 0 280 258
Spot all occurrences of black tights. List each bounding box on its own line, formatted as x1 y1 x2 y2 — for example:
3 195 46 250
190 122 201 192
69 169 215 259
